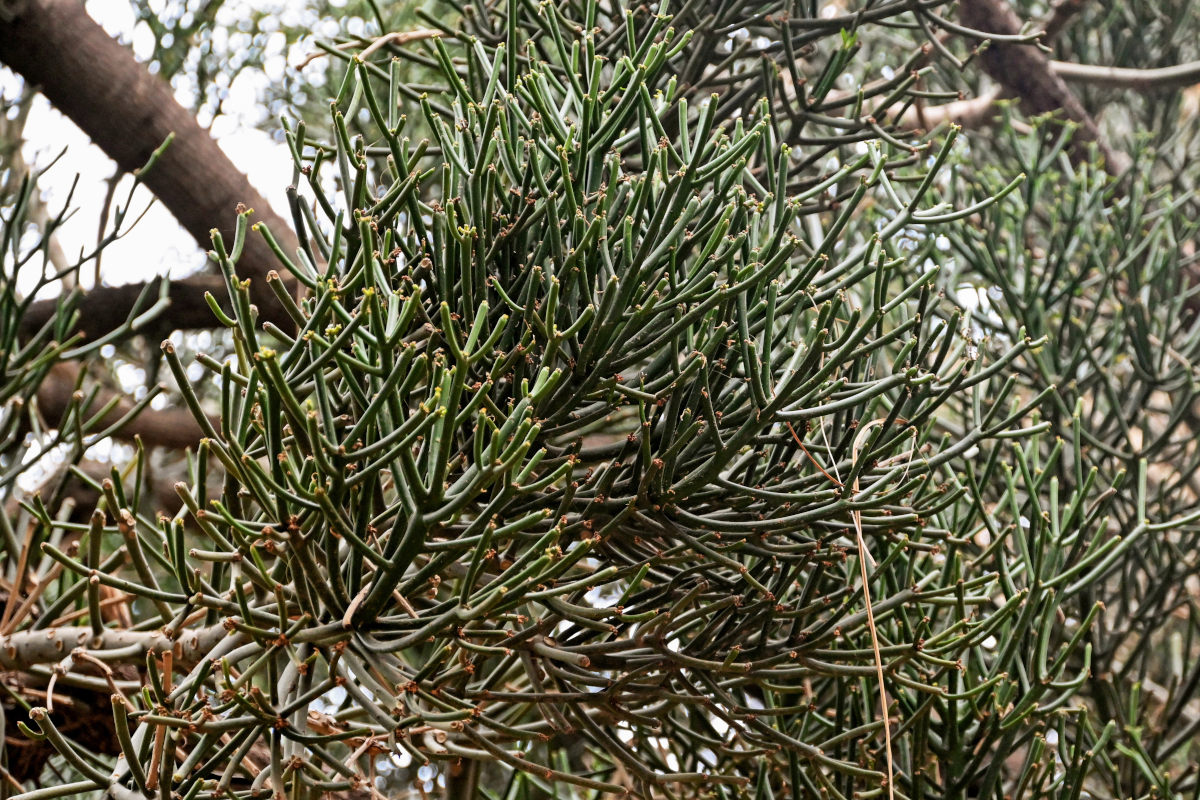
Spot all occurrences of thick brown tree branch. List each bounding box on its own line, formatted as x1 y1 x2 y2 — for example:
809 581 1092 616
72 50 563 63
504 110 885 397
954 0 1200 327
20 274 232 343
899 87 1010 133
957 0 1130 175
1042 0 1091 41
903 0 1198 134
36 362 209 451
0 0 300 334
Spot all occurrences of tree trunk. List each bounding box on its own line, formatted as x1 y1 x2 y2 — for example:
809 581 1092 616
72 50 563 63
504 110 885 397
0 0 300 331
958 0 1130 175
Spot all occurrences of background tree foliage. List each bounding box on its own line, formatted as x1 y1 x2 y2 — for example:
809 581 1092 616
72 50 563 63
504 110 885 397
3 0 1200 798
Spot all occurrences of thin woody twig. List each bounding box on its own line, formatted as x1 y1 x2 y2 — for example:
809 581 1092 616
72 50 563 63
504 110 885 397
785 421 842 487
850 419 894 800
0 563 64 637
296 28 443 69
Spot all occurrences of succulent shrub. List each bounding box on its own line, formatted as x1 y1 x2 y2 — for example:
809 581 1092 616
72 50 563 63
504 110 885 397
10 1 1200 799
22 5 1102 800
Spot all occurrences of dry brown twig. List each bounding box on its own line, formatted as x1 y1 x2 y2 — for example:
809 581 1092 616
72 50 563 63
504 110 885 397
796 412 898 798
851 419 897 800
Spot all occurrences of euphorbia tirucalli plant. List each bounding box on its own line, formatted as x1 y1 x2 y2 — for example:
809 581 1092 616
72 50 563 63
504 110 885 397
12 1 1199 798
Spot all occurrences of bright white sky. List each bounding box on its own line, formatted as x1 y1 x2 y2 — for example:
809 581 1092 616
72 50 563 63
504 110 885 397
2 0 328 295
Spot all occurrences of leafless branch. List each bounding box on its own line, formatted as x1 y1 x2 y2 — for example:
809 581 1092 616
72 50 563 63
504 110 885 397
1051 59 1200 91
